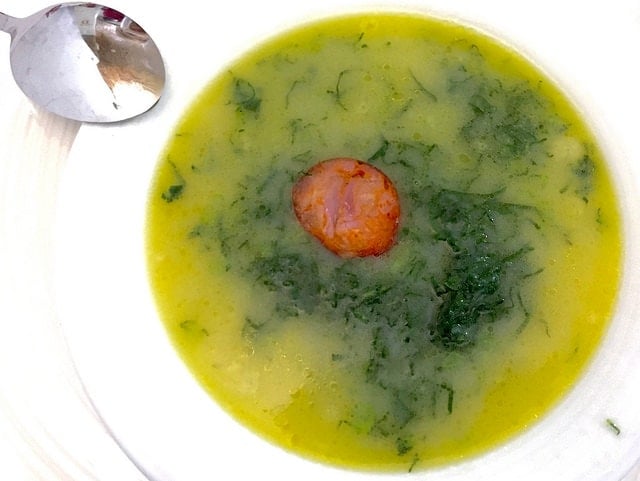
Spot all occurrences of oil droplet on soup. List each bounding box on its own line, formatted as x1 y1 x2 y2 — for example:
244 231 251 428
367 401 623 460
146 12 622 472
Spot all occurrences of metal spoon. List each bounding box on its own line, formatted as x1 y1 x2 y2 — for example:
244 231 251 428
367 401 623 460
0 3 165 122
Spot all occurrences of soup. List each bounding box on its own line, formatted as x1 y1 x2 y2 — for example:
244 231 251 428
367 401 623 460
146 12 621 472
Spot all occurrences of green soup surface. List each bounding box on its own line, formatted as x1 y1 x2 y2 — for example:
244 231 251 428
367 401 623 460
146 12 621 472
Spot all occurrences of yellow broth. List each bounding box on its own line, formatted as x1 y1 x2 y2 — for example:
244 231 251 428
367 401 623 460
146 13 621 472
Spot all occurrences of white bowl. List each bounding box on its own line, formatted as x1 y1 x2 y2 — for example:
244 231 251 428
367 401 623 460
3 1 640 480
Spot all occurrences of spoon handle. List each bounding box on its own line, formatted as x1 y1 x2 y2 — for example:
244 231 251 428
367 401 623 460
0 12 19 36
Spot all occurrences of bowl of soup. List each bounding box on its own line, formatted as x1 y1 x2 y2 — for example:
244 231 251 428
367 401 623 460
53 1 640 480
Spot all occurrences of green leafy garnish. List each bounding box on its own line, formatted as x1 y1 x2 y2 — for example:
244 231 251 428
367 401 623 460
161 184 184 203
428 189 536 349
233 78 262 113
606 418 621 436
573 154 595 202
161 161 185 203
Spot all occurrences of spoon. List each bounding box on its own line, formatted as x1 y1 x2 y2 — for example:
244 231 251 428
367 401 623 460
0 3 165 122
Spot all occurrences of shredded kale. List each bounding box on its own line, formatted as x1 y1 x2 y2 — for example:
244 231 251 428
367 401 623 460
428 189 537 349
161 184 184 203
179 319 209 337
233 77 262 113
409 70 438 102
396 437 413 456
447 64 552 163
333 69 351 110
440 383 455 414
160 161 185 203
193 122 543 453
252 251 321 316
189 47 561 453
573 154 596 202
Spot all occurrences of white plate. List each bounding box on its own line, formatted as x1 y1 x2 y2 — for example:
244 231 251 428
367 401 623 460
3 1 640 480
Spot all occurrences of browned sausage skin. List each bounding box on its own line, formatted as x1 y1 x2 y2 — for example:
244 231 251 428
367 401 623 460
292 157 400 258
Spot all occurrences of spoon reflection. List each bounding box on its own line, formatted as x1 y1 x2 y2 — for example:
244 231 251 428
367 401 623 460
0 3 166 122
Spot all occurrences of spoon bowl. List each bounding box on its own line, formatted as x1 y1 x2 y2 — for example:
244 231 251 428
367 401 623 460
0 2 165 122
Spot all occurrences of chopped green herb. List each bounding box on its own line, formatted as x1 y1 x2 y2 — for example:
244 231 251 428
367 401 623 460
409 70 438 102
428 189 538 349
179 319 209 337
440 383 455 414
161 161 186 203
355 32 368 48
252 251 321 316
285 79 304 109
408 454 420 472
573 154 595 202
242 317 266 340
233 77 262 113
606 418 621 436
396 437 412 456
202 127 541 445
334 69 350 110
452 73 554 163
161 184 184 203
